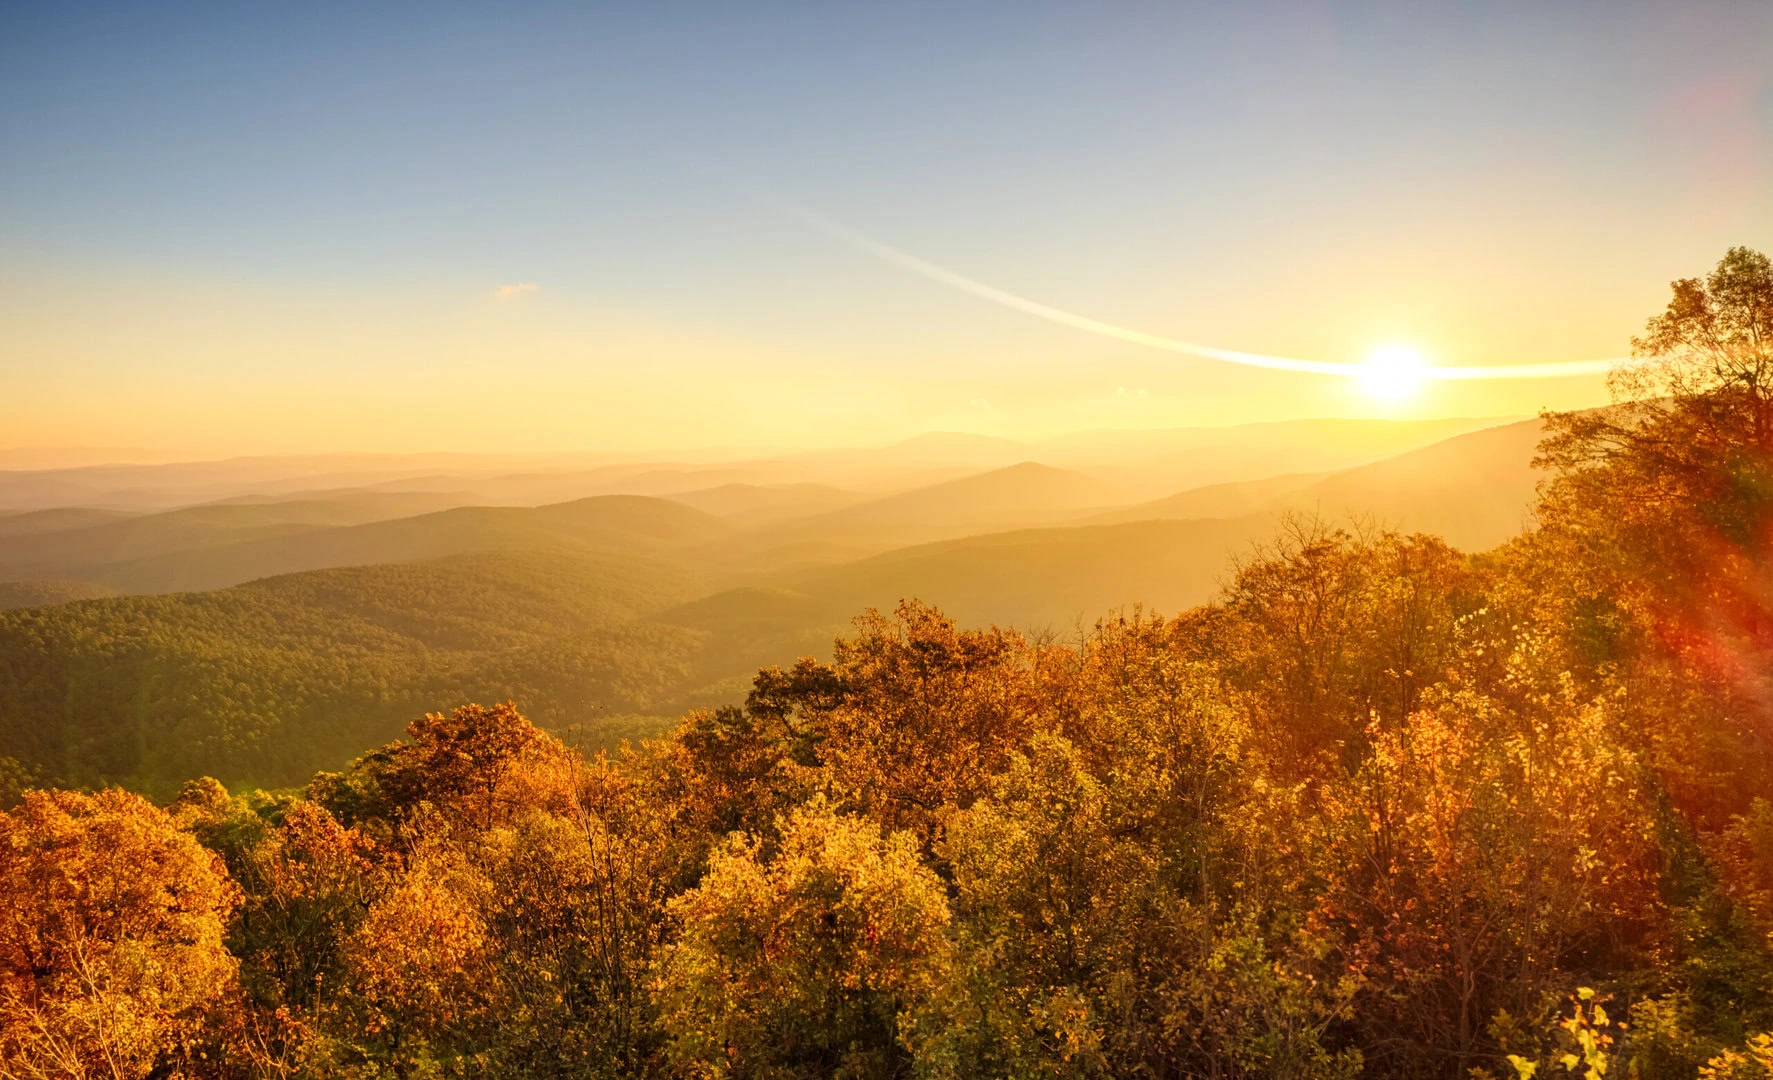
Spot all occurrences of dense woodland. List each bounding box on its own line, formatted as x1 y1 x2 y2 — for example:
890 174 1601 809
5 248 1773 1078
0 551 716 798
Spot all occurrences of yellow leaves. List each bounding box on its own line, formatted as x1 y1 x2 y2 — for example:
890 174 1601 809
1698 1032 1773 1079
344 863 490 1035
0 788 238 1080
1499 988 1620 1080
1026 985 1102 1065
655 797 950 1079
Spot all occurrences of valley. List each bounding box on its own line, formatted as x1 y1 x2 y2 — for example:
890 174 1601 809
0 415 1545 795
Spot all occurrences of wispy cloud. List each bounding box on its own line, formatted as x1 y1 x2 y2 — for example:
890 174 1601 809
494 282 539 299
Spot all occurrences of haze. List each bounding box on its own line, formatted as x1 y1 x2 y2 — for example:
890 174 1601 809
14 5 1773 1076
5 1 1769 456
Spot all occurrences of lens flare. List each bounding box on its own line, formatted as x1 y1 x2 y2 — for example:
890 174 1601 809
792 205 1629 383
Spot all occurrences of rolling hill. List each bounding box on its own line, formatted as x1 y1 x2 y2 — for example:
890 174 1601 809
654 515 1270 685
1082 418 1544 551
1 494 730 594
825 462 1123 527
1085 472 1328 525
0 492 480 584
662 482 867 525
1036 415 1518 497
793 516 1258 627
1285 417 1544 549
0 508 139 538
0 580 120 610
0 550 705 796
731 462 1134 559
0 414 1563 797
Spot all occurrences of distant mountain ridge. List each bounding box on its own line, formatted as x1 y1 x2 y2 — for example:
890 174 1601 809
0 416 1546 593
0 414 1567 794
0 415 1519 511
661 483 867 525
1085 418 1544 551
811 462 1124 527
0 495 726 594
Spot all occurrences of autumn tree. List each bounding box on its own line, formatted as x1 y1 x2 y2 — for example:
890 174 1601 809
1314 674 1663 1078
0 788 240 1080
1537 246 1773 821
314 701 576 838
654 799 950 1080
338 852 495 1075
1197 519 1480 778
469 750 678 1077
929 677 1357 1080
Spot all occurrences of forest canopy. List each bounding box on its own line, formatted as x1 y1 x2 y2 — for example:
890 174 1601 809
4 248 1773 1079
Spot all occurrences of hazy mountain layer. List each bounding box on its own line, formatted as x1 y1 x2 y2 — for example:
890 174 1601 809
0 580 120 610
0 416 1517 511
1083 418 1544 551
0 415 1557 793
660 482 868 525
0 495 727 594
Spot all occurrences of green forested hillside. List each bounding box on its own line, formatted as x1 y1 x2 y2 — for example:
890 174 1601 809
0 511 1283 796
0 579 120 610
0 551 705 796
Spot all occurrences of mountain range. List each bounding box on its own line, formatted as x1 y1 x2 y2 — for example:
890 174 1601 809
0 414 1551 794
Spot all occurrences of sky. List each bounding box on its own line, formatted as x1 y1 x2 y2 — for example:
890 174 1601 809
2 1 1770 456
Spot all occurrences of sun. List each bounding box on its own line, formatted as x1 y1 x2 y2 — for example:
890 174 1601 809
1357 344 1430 402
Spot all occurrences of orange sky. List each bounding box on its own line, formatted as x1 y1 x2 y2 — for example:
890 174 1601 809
3 3 1768 455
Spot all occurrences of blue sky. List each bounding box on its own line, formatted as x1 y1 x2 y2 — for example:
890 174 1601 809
3 1 1770 453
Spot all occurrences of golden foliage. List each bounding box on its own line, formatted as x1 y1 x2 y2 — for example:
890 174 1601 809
655 798 950 1079
0 789 239 1080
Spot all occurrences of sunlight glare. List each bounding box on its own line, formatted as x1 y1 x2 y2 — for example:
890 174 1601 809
1358 344 1430 402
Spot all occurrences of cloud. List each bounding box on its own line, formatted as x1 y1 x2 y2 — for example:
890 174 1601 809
494 282 539 299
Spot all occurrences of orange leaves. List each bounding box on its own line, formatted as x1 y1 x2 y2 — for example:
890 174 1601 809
1314 684 1663 1072
0 788 238 1079
1211 519 1482 779
346 866 490 1034
799 602 1054 844
336 701 580 837
655 799 950 1079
